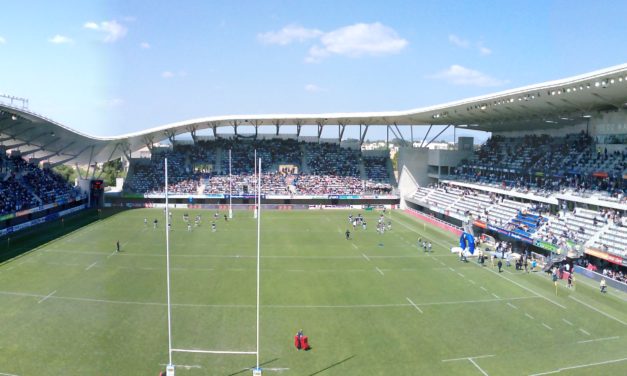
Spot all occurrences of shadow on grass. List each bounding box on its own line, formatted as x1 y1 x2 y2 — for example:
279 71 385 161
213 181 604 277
308 355 356 376
226 358 279 376
0 207 128 264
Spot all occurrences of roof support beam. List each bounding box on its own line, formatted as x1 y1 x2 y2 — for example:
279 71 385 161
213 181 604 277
274 120 283 136
296 121 303 139
186 125 198 144
424 125 451 148
360 124 369 145
420 124 433 148
230 120 239 137
338 122 346 142
50 155 77 168
96 143 121 179
316 121 325 141
250 120 262 139
164 129 176 144
393 122 408 146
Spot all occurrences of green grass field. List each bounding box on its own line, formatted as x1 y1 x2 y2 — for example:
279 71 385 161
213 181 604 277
0 208 626 375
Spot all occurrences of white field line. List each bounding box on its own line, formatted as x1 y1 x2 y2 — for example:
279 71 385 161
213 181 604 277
562 318 574 326
375 267 385 276
351 243 358 249
394 213 453 250
577 336 619 344
579 328 591 336
362 253 371 262
171 348 256 355
542 323 553 330
448 267 455 272
528 356 627 376
507 302 518 309
0 371 19 376
457 273 465 278
525 313 535 320
569 295 627 326
0 289 538 309
406 297 423 314
479 263 567 309
492 293 500 299
85 262 98 271
480 286 488 292
37 290 57 304
442 354 495 362
469 280 476 285
468 358 489 376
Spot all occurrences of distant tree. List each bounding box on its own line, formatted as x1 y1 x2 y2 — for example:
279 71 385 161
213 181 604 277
100 158 125 187
54 165 77 183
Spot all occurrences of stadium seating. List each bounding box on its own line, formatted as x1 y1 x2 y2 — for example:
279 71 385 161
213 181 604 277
124 139 394 195
0 154 79 216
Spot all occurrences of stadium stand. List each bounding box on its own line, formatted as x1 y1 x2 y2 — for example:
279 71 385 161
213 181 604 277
124 139 394 195
0 154 80 216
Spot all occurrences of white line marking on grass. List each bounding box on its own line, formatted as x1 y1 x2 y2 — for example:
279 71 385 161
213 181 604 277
351 243 358 249
0 290 538 309
525 313 535 320
458 272 465 278
480 286 488 292
449 267 455 272
577 336 619 344
38 290 56 304
362 253 371 262
0 371 20 376
542 323 553 330
569 295 627 326
481 264 566 309
442 354 495 362
160 363 201 370
375 267 384 276
562 318 573 326
262 368 290 372
507 303 518 309
107 250 116 259
469 280 476 285
85 262 97 271
406 297 423 314
172 348 256 355
528 356 627 376
579 328 591 336
468 358 490 376
492 293 500 299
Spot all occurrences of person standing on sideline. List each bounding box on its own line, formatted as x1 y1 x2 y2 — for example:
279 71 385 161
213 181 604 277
497 259 503 273
600 278 607 293
116 240 120 252
567 273 573 288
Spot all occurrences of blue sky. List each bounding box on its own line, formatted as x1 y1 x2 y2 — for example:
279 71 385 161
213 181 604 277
1 0 626 142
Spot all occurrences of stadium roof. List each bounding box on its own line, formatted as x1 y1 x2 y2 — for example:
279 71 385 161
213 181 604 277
1 63 627 165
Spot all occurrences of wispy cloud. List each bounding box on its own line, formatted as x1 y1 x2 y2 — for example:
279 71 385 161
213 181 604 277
304 84 325 93
259 22 408 63
449 34 492 56
258 25 322 45
140 42 151 49
0 36 6 44
478 44 492 56
49 35 74 44
161 70 187 79
84 20 127 43
429 65 507 87
448 34 469 48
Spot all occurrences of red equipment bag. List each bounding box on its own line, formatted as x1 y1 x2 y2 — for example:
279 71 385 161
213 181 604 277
294 335 301 350
300 336 310 350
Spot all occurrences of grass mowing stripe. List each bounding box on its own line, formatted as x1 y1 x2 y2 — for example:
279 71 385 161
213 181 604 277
569 295 627 326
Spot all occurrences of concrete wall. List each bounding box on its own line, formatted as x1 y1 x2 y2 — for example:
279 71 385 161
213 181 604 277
397 147 430 187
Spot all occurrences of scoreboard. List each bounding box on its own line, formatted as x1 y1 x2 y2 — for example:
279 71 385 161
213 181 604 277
90 179 104 207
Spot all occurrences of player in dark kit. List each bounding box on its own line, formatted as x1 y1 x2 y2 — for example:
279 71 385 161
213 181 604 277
345 229 351 240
